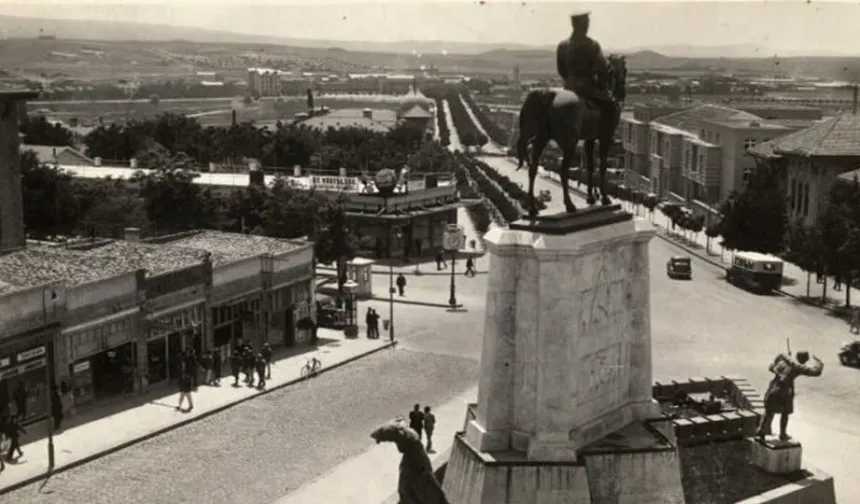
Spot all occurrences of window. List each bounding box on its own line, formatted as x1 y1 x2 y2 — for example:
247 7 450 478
802 183 810 217
790 179 797 211
697 153 704 172
715 133 721 144
742 168 753 183
743 138 757 149
685 149 692 170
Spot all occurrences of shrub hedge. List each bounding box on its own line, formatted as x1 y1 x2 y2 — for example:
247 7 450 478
460 92 510 147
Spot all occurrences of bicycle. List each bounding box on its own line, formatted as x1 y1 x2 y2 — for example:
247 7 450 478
300 357 322 377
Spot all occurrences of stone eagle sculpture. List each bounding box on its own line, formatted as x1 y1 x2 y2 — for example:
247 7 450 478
370 418 450 504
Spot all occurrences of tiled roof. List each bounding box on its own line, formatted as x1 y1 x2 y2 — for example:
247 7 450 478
768 113 860 157
20 144 92 164
83 241 207 275
400 104 433 119
0 247 147 295
653 105 774 133
747 138 779 159
162 231 302 265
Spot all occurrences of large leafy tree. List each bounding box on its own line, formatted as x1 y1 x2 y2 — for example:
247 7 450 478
718 169 787 254
20 150 81 238
73 179 150 237
816 177 860 307
784 223 824 298
313 195 359 293
132 151 207 233
21 115 74 146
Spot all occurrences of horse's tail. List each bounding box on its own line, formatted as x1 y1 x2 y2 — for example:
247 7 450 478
516 90 550 170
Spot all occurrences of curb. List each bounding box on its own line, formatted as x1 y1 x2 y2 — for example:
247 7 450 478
0 341 398 497
367 296 461 309
652 231 851 321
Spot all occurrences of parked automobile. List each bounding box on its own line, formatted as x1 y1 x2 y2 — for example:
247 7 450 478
316 294 345 329
666 255 692 280
538 190 552 202
725 251 784 293
838 340 860 367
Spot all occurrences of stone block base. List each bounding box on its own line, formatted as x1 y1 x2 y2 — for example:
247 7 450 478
749 438 803 474
443 409 684 504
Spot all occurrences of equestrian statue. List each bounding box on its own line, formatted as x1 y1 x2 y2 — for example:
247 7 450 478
516 10 627 216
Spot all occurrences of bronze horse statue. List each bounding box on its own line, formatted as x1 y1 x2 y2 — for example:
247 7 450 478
515 54 627 216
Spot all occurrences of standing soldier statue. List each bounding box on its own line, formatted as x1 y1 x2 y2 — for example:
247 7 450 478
755 350 823 442
556 11 616 128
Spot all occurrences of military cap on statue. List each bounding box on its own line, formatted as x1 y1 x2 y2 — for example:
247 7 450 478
570 10 591 21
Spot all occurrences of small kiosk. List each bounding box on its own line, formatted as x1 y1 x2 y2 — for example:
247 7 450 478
345 257 375 299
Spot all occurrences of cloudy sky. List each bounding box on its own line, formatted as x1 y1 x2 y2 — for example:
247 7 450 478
0 0 859 55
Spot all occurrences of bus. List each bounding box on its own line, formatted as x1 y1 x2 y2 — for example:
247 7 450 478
725 251 784 293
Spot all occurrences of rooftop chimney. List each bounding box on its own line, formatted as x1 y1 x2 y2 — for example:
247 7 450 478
124 227 140 243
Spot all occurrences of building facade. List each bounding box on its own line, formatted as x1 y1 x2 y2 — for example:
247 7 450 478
1 90 39 254
0 231 315 420
621 104 815 205
748 112 860 227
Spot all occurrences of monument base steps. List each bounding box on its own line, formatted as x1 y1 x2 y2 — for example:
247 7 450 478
442 411 684 504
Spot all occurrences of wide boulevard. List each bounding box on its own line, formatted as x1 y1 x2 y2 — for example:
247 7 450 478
3 161 858 503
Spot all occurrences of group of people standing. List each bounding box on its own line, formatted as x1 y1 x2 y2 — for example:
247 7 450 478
174 341 275 413
365 308 382 339
408 404 437 453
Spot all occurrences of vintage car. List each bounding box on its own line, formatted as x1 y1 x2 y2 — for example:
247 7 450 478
538 190 552 202
725 251 784 293
838 340 860 367
315 294 345 329
666 255 692 280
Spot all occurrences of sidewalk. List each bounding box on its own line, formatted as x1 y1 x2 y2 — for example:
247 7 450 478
272 385 477 504
0 330 394 495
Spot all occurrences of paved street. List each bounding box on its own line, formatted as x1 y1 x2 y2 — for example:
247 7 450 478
0 349 479 504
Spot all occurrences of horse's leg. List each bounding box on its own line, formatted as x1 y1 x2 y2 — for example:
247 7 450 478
599 136 613 206
528 136 549 218
559 144 577 213
584 139 596 206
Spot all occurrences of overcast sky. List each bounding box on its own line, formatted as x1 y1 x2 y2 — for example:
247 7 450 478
0 0 859 54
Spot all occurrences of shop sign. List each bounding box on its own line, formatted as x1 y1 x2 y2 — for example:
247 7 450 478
0 357 10 368
17 345 46 362
0 357 47 381
73 360 90 373
311 175 360 192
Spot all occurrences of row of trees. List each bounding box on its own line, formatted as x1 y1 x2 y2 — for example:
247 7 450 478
77 114 447 176
21 148 359 288
433 96 451 147
20 115 75 146
460 92 510 147
443 90 490 152
455 153 525 222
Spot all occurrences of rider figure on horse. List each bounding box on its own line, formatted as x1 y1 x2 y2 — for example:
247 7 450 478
556 11 616 125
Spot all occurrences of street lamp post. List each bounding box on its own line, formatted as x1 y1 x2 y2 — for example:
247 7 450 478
41 285 58 473
388 228 403 342
443 224 465 309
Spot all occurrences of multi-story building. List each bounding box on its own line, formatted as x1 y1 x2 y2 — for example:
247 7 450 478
247 68 283 97
748 112 860 227
621 103 817 205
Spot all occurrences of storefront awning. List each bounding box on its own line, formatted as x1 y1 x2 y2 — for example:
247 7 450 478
146 299 204 321
62 307 140 335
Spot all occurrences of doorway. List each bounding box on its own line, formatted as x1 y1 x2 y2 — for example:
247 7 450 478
167 332 182 380
147 337 168 384
284 309 295 347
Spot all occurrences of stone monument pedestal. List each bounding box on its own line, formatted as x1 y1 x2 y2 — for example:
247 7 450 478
442 206 684 504
750 438 803 474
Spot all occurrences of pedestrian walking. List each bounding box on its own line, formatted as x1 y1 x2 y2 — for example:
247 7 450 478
465 257 476 277
212 351 222 386
435 252 447 270
230 350 241 386
262 343 273 379
396 273 407 297
12 382 27 422
183 349 198 390
176 372 194 413
255 354 267 389
243 348 256 387
50 384 63 431
370 309 380 339
201 351 213 386
366 308 374 339
423 406 436 452
851 308 860 334
409 404 424 441
3 416 25 461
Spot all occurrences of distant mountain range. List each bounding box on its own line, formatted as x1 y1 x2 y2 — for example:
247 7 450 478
0 14 852 59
